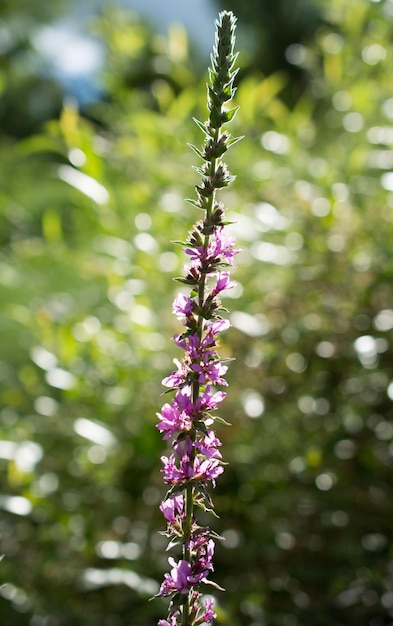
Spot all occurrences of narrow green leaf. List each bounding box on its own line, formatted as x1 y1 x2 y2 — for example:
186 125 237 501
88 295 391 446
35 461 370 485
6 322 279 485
199 579 226 592
192 165 207 176
187 143 204 159
164 483 186 501
185 198 204 209
194 500 219 518
166 539 182 551
227 135 244 147
193 117 208 134
224 105 240 122
210 106 222 129
194 420 209 436
170 593 188 611
174 277 198 285
171 240 191 247
208 414 232 426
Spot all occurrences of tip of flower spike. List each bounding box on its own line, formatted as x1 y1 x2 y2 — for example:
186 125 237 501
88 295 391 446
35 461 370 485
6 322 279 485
215 10 237 30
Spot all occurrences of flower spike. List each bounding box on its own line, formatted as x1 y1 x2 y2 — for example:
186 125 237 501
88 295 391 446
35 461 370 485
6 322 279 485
156 11 240 626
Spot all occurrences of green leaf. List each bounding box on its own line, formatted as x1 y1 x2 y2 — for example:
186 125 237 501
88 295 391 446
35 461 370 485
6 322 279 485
193 117 208 134
208 86 222 109
223 105 240 123
199 579 225 592
210 530 225 541
227 135 244 147
185 198 204 209
174 277 198 285
192 165 207 176
169 593 189 611
194 483 214 507
206 412 231 426
187 143 204 159
166 539 182 551
171 240 190 247
164 484 186 501
210 106 222 129
194 500 219 518
194 420 209 436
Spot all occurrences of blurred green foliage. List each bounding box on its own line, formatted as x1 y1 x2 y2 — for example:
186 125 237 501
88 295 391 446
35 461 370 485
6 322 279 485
1 1 393 625
213 0 325 103
0 0 72 136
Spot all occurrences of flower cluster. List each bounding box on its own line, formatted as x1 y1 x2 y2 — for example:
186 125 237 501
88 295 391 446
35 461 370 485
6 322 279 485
156 11 240 626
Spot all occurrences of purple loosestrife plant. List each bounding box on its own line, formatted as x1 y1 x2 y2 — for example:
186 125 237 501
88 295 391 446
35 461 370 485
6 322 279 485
156 11 241 626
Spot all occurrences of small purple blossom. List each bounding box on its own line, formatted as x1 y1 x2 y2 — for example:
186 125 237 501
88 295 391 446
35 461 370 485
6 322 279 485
161 448 223 486
159 558 193 595
200 385 227 411
184 230 239 268
212 271 236 295
193 457 224 485
191 354 228 386
209 227 239 265
191 538 215 581
194 431 222 459
161 453 186 484
156 402 191 439
208 318 231 336
172 292 194 322
201 598 216 623
162 358 189 389
158 617 179 626
160 494 184 523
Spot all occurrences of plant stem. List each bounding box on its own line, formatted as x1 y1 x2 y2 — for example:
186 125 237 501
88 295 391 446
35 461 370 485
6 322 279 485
182 481 193 626
156 12 239 625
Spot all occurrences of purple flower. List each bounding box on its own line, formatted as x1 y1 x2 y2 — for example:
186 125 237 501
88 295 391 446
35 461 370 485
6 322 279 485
162 439 194 485
173 387 194 416
191 354 228 386
194 457 224 486
200 385 227 411
173 332 201 354
172 386 227 420
185 229 239 269
159 494 184 523
183 259 202 283
162 358 188 389
159 558 193 596
192 538 215 580
172 292 194 322
158 612 180 626
184 245 204 263
212 271 236 295
173 387 225 421
161 454 185 484
156 402 191 439
161 442 223 486
210 227 240 265
208 318 231 335
195 431 222 459
201 597 216 623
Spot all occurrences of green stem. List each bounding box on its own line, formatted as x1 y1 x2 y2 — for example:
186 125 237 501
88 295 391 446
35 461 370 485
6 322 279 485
182 479 193 626
181 93 224 624
182 167 218 626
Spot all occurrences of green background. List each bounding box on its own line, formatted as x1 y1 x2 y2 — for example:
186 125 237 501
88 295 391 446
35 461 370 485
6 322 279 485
1 1 393 624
